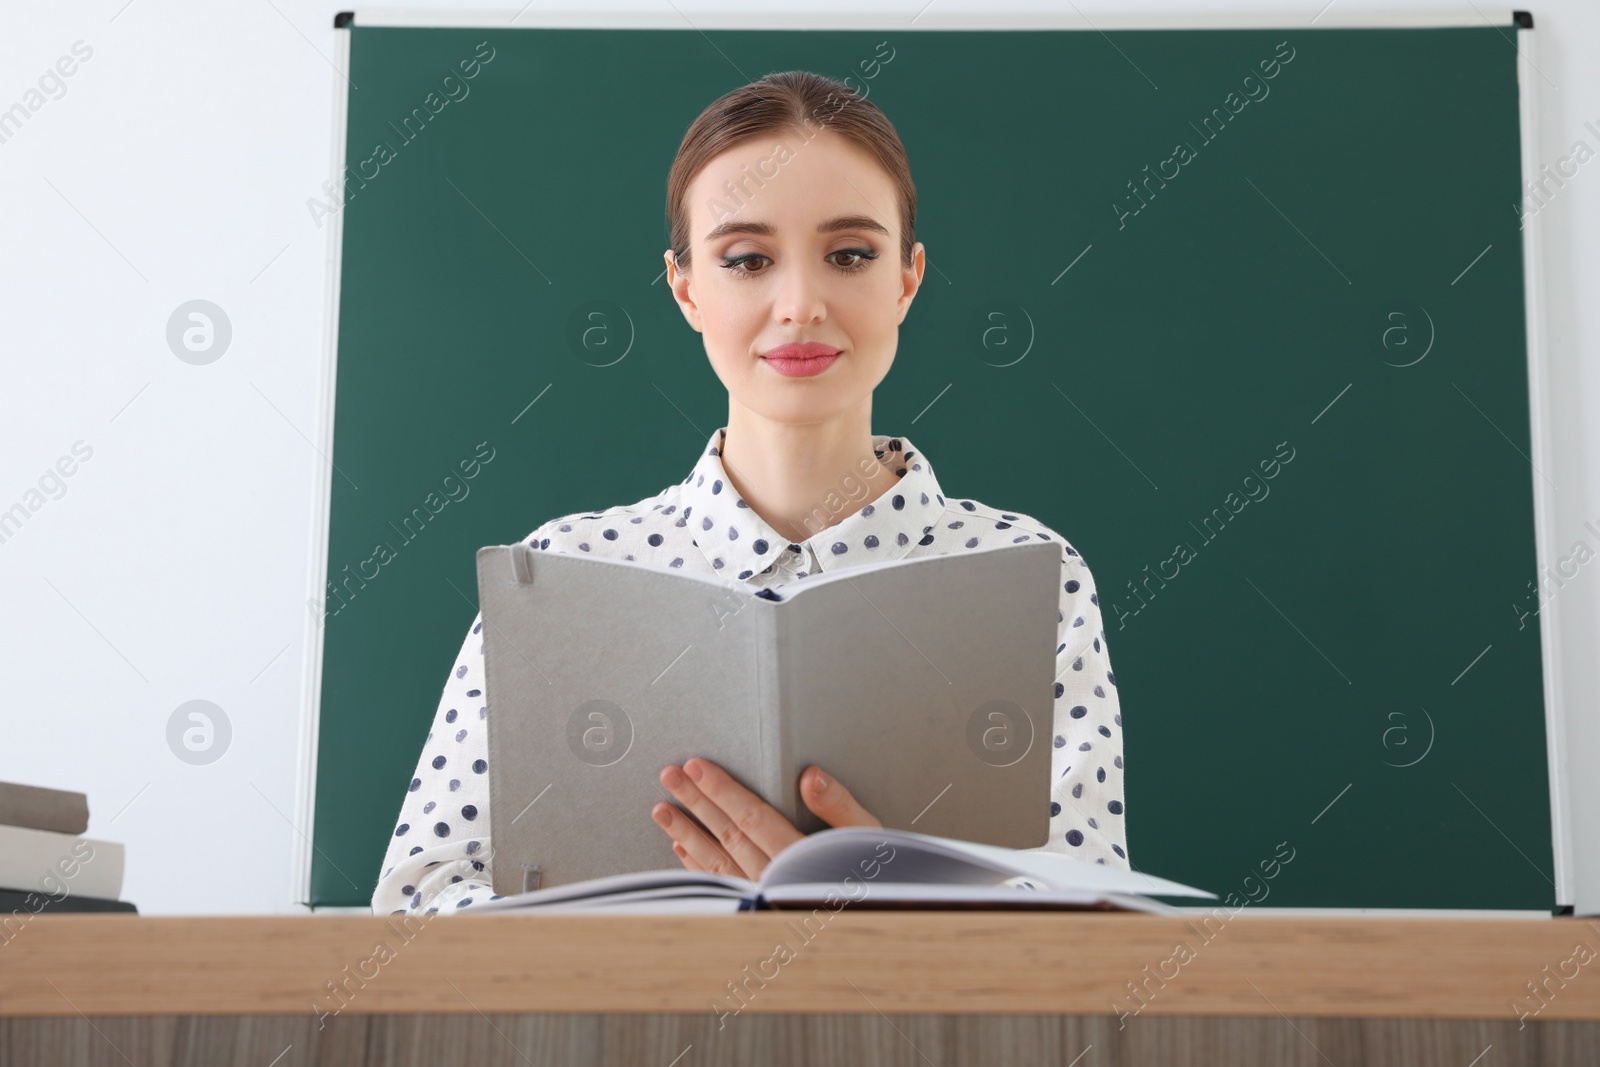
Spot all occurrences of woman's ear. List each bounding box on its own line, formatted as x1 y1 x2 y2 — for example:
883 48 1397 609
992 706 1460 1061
895 241 926 325
663 248 703 334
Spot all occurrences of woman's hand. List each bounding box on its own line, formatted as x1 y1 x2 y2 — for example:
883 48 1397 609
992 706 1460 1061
652 757 880 879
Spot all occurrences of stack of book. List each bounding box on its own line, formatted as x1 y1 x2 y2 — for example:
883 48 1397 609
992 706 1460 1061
0 781 133 915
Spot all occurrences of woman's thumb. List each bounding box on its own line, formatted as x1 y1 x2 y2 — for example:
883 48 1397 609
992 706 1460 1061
801 766 881 828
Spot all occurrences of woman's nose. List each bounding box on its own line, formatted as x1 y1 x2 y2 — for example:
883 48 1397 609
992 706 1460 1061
772 263 827 326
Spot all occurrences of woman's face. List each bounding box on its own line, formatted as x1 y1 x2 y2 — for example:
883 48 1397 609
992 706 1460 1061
665 128 925 423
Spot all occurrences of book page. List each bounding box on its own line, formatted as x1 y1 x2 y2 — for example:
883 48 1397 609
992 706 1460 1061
760 883 1186 914
762 827 1214 898
466 868 753 912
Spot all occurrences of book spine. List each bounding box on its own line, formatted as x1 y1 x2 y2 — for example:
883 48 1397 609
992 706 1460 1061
0 887 135 914
756 603 796 822
0 784 90 836
0 828 125 901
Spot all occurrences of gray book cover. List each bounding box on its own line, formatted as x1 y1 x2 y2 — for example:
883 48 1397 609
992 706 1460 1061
475 540 1060 894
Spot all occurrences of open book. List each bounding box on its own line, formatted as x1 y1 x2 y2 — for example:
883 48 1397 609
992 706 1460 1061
475 540 1064 895
465 827 1214 915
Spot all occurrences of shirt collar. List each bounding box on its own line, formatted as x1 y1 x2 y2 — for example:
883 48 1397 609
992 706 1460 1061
679 425 947 584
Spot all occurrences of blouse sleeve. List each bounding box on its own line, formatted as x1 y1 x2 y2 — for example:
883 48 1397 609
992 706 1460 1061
369 608 499 915
369 518 578 915
1037 536 1130 869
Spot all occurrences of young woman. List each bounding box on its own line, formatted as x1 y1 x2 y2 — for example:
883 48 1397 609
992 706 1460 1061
371 71 1127 916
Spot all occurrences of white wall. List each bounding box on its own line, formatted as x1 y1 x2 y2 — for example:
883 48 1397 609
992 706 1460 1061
2 0 1595 916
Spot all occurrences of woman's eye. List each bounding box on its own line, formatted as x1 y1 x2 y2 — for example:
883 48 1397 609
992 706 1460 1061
829 248 878 272
720 253 770 277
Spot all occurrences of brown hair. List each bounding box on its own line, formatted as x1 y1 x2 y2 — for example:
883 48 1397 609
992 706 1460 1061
665 70 917 272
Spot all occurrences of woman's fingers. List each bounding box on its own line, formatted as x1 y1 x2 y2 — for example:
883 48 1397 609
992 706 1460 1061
653 761 876 879
800 765 882 828
660 758 804 877
670 840 703 872
652 801 740 876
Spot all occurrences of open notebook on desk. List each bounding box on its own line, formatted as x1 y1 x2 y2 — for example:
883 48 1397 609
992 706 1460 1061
465 826 1214 916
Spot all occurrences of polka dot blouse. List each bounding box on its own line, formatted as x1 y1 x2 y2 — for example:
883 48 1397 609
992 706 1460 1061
370 427 1128 916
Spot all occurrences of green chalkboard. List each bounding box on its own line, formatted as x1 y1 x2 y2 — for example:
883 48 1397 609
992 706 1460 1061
309 18 1558 911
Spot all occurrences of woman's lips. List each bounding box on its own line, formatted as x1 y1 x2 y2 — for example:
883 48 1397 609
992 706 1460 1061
761 342 841 378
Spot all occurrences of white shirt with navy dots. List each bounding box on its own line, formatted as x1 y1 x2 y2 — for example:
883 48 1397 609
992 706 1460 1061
371 427 1128 915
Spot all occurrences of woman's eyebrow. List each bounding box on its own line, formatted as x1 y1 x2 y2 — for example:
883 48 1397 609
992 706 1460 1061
703 214 889 242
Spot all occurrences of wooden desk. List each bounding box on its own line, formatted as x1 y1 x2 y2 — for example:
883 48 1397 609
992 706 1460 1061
3 913 1598 1066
